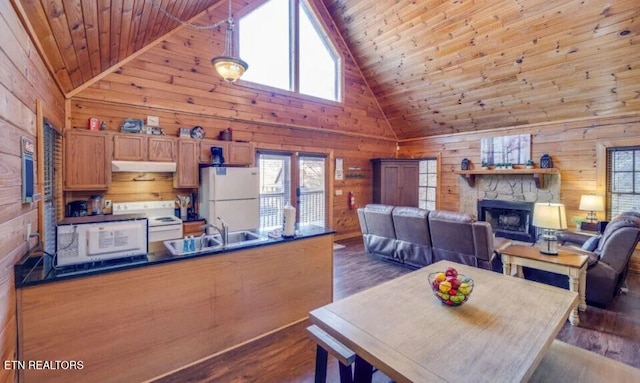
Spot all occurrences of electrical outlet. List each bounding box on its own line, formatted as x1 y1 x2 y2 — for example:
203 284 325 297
104 200 112 209
26 223 31 241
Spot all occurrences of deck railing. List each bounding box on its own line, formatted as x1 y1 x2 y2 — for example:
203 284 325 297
260 189 325 228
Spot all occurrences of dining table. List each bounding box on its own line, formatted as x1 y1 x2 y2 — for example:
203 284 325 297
309 260 578 383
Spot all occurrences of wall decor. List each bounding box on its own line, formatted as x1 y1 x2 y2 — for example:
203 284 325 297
461 158 470 170
540 154 553 168
481 134 531 166
120 118 143 133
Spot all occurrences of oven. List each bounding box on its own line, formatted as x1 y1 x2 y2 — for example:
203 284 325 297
113 201 183 242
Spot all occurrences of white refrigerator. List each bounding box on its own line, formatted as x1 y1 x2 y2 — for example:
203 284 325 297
199 167 260 232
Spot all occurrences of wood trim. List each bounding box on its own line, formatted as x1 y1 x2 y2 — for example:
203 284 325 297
36 99 44 246
72 96 398 141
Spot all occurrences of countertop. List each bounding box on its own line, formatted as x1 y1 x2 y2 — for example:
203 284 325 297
15 225 335 288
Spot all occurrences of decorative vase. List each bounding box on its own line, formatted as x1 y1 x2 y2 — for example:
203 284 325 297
540 154 553 168
461 158 470 170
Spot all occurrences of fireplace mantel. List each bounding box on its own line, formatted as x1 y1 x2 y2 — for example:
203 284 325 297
454 168 559 189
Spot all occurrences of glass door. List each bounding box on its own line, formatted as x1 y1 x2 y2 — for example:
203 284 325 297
298 155 326 227
257 151 327 229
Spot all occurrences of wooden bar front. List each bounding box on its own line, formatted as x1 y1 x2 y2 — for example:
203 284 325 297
17 234 334 383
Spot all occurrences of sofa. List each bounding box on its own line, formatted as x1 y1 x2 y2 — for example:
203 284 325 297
522 211 640 307
357 204 511 270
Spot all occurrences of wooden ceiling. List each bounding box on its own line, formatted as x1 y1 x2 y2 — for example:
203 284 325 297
14 0 640 139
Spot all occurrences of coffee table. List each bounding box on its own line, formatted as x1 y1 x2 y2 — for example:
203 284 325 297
501 244 588 326
310 260 578 383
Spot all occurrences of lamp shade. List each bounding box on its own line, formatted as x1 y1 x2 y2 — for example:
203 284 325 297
211 56 248 82
532 203 568 230
579 195 604 212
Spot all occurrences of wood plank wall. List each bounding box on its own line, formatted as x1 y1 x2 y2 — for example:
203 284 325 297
0 3 65 383
399 114 640 273
68 0 397 240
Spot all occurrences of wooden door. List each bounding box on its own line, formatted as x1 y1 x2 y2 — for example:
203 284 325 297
63 130 111 190
174 140 198 188
113 134 146 160
148 137 176 161
398 163 419 206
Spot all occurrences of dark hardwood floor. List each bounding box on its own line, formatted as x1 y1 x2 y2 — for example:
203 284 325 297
154 237 640 383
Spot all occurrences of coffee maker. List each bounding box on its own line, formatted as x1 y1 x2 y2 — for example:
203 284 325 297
66 201 88 217
90 195 104 215
211 146 225 166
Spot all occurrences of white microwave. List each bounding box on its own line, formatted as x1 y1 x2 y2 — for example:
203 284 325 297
55 215 148 267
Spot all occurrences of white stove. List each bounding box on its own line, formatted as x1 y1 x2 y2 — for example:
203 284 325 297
113 201 183 242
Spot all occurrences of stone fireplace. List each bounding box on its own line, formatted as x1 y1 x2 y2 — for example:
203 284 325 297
458 171 561 242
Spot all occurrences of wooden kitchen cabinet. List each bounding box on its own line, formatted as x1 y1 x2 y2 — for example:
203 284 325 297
113 133 176 161
174 139 199 188
199 139 254 166
371 158 419 206
183 219 206 236
64 129 112 190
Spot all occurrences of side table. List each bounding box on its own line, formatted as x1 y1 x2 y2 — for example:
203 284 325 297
501 244 588 326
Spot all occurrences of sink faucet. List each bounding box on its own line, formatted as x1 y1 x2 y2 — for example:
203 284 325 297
200 217 229 246
217 217 229 245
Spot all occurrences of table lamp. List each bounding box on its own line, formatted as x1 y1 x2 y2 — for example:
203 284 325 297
532 202 568 255
579 195 604 223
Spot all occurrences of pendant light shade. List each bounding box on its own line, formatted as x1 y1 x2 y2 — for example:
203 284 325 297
211 56 248 83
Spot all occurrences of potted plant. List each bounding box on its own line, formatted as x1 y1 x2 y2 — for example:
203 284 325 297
571 216 586 229
505 162 513 169
525 160 535 169
481 161 489 170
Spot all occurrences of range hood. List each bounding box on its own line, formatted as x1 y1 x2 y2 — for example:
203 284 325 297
111 160 177 173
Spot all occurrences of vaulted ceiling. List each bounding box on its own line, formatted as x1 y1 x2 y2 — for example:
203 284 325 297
14 0 640 139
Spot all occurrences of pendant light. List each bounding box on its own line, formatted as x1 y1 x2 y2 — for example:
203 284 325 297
151 0 249 83
210 12 249 82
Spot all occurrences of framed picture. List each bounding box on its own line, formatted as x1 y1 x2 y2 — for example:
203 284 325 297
120 118 143 133
481 134 531 165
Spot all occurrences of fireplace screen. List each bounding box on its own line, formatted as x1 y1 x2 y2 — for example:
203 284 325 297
478 200 536 243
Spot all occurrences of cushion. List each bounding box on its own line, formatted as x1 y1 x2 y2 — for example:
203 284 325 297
581 235 601 252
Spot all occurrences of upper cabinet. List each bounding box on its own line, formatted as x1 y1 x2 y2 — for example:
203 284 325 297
64 129 112 190
113 133 176 161
199 139 254 166
174 139 199 189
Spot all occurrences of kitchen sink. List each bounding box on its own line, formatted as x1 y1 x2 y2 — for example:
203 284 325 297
210 230 269 247
164 231 268 256
163 236 223 256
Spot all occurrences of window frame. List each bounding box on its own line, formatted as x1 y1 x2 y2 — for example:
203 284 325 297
235 0 343 103
606 146 640 219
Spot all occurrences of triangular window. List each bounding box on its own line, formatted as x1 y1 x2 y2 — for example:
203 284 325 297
238 0 341 102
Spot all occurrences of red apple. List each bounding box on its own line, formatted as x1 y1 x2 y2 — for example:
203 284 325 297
446 275 461 289
445 267 458 277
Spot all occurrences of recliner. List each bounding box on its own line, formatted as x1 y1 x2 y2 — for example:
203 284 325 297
524 211 640 307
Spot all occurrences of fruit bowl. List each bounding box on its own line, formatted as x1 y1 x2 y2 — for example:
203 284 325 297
428 267 474 306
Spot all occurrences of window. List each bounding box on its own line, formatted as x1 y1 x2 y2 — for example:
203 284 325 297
43 120 61 255
419 159 437 210
607 147 640 218
238 0 341 101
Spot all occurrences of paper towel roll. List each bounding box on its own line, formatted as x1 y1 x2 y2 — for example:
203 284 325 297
283 205 296 237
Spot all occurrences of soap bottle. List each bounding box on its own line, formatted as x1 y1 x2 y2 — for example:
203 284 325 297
189 236 196 252
182 237 189 253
